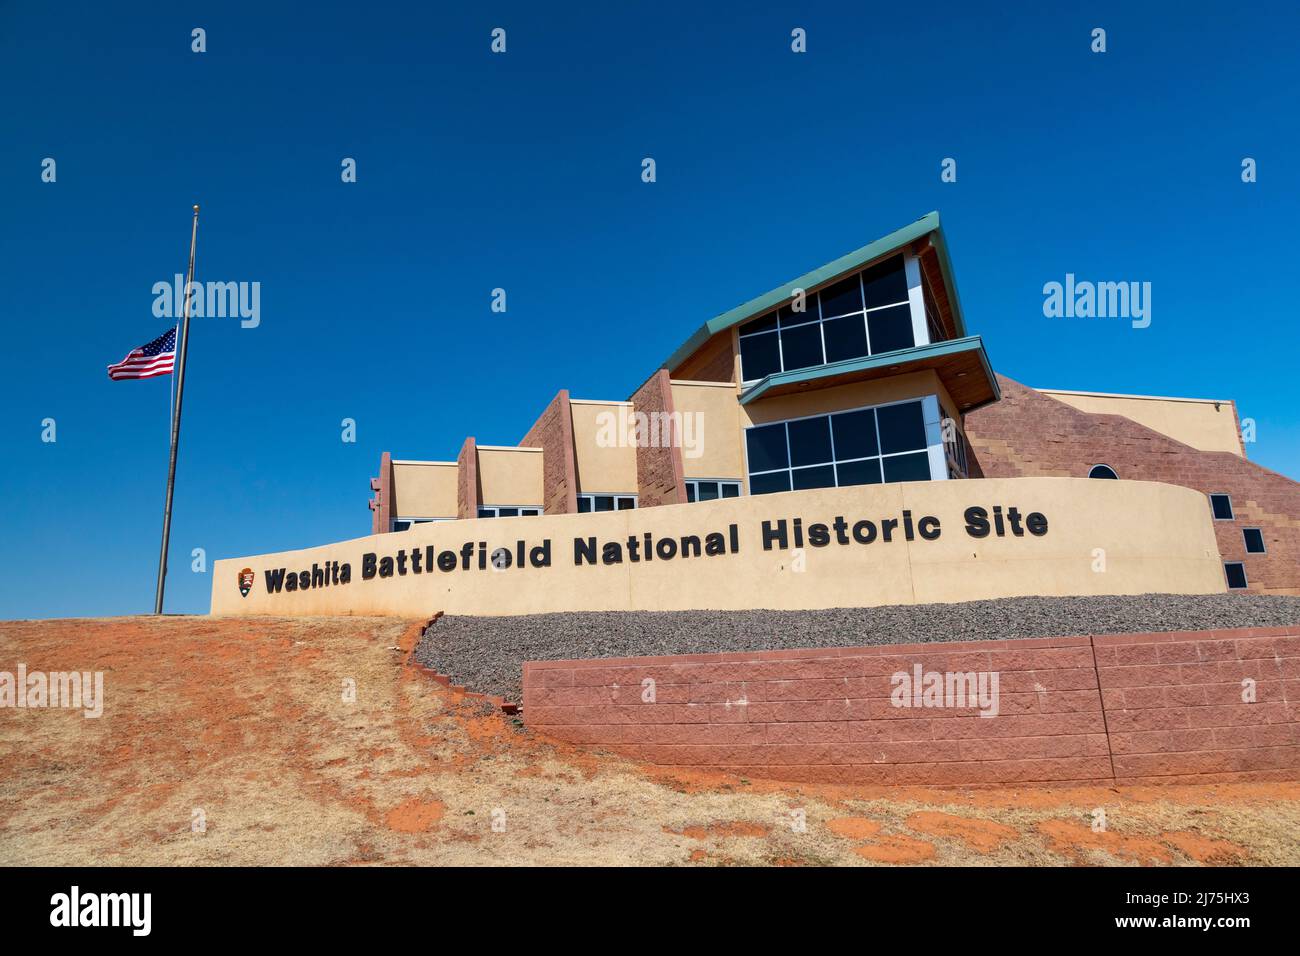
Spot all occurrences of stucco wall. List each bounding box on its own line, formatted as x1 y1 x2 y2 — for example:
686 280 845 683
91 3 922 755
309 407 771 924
670 381 744 481
477 446 544 507
1038 389 1244 456
391 461 458 519
570 400 638 494
212 477 1224 617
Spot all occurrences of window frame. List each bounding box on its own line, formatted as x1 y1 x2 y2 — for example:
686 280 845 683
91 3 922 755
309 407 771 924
1242 527 1266 554
1209 493 1234 521
1223 561 1248 590
477 505 543 518
684 479 743 503
741 396 937 494
391 516 454 532
576 493 638 513
737 254 918 385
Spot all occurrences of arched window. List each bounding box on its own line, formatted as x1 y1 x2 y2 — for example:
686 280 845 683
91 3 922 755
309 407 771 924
1088 464 1118 480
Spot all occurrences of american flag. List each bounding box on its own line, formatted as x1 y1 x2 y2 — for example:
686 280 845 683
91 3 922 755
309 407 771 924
107 327 177 381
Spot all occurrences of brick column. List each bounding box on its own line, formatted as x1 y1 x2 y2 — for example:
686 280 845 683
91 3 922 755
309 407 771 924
521 390 579 514
457 437 479 519
630 368 687 507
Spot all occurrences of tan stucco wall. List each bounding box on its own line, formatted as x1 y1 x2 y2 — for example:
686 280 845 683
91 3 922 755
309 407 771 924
569 400 638 494
391 461 458 518
670 381 744 480
1039 390 1243 456
477 446 544 506
212 477 1224 617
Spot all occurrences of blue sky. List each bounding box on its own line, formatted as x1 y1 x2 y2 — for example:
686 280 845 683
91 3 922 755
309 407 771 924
1 1 1297 619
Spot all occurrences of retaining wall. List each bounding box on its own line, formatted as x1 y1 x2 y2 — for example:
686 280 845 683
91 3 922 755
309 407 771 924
522 626 1300 785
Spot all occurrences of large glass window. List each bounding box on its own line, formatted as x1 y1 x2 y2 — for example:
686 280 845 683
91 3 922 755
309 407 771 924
744 399 932 493
737 255 915 382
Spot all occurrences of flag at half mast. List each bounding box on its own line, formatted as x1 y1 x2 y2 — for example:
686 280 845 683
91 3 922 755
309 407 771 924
107 327 177 380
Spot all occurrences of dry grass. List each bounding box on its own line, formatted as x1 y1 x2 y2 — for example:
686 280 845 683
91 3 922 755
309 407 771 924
2 615 1297 866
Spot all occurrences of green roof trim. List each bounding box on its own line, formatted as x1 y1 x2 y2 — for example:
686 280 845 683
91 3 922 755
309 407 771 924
738 335 999 406
664 211 968 372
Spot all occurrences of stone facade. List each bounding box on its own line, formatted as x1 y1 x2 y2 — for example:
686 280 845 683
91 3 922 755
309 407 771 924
521 390 579 515
628 368 687 508
966 376 1300 595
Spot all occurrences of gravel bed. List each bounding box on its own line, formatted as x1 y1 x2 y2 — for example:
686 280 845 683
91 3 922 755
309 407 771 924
412 593 1300 705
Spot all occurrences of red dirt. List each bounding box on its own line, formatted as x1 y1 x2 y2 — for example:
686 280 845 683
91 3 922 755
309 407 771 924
2 615 1297 867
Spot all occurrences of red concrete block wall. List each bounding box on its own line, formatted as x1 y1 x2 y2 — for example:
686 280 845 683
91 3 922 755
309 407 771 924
522 627 1300 786
524 635 1113 786
1095 628 1300 783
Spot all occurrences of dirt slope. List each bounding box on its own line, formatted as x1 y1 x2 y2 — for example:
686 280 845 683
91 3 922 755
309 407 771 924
1 615 1297 866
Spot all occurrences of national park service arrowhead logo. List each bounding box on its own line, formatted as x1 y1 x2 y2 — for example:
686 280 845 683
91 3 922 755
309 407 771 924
237 567 255 598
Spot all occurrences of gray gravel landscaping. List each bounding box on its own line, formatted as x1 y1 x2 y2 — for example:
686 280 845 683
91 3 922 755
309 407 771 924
411 593 1300 705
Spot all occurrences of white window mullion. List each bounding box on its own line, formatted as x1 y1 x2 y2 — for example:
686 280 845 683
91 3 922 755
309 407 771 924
921 394 948 481
904 253 929 347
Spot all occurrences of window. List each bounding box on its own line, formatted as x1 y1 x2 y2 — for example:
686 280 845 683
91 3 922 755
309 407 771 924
922 269 948 345
1088 464 1119 479
944 418 970 479
737 256 915 382
477 506 542 518
391 517 453 532
1224 562 1248 590
1209 493 1234 520
576 494 636 513
685 479 742 502
1243 528 1266 554
745 398 932 495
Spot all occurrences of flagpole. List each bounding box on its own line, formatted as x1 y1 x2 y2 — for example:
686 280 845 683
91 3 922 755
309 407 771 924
154 204 200 615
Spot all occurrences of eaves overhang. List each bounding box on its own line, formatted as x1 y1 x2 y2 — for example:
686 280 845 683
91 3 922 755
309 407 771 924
738 335 999 412
664 211 967 373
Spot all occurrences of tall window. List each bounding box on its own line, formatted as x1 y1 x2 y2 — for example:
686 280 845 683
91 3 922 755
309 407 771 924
738 256 914 382
944 421 970 479
745 399 932 494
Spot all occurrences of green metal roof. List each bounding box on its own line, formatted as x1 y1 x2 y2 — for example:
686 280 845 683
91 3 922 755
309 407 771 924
664 211 968 372
738 335 1000 408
